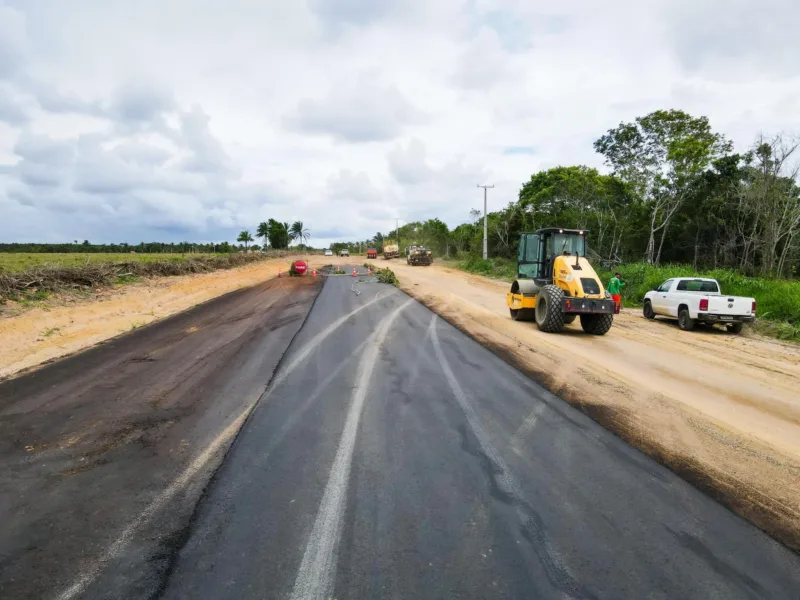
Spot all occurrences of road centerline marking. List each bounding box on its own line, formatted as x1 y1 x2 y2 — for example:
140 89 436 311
53 286 400 600
289 298 413 600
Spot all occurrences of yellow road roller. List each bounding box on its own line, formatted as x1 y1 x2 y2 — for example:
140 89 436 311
506 228 617 335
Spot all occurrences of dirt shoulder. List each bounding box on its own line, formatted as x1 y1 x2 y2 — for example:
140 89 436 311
363 256 800 551
0 254 315 379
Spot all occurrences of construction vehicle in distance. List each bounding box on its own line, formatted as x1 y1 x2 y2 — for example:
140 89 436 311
366 248 378 259
383 241 400 259
506 228 617 335
406 245 433 266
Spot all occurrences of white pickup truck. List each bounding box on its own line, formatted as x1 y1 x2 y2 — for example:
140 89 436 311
643 277 756 333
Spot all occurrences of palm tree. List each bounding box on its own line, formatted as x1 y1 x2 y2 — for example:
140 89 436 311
237 230 254 250
256 221 269 248
290 221 311 247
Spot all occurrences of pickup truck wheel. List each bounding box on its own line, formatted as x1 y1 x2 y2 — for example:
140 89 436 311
728 322 744 334
643 300 655 320
678 308 695 331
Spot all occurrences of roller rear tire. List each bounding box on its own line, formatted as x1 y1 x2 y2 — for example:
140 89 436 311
580 313 614 335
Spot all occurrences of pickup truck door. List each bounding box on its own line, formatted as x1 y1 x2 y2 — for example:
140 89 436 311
651 279 674 315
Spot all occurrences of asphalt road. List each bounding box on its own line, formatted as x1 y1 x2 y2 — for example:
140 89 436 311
0 275 322 600
154 270 800 600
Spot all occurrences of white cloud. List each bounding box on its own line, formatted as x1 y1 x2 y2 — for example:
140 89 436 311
0 0 798 248
0 3 27 77
451 27 517 90
284 72 425 143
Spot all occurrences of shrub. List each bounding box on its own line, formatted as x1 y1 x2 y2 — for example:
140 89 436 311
375 267 398 285
458 255 517 281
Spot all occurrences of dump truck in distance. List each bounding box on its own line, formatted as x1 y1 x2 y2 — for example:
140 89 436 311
383 241 400 259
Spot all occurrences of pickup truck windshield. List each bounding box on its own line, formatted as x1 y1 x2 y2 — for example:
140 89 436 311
676 280 719 293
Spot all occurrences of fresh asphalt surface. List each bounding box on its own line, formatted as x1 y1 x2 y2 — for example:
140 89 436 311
154 268 799 600
0 275 321 600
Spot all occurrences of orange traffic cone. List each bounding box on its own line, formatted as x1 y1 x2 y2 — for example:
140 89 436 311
312 269 317 277
278 268 282 278
352 268 357 277
367 267 371 275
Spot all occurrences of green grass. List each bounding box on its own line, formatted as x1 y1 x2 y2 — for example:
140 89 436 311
457 256 517 281
0 253 218 272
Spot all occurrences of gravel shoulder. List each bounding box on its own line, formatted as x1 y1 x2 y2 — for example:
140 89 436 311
361 257 800 551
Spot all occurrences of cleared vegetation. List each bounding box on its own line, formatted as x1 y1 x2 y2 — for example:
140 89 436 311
0 252 288 303
0 252 218 272
374 267 398 285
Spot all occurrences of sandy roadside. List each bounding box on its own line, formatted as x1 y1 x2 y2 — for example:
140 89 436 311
0 254 325 379
356 256 800 551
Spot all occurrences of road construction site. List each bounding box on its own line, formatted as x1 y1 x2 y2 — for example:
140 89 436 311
1 259 799 599
365 256 800 550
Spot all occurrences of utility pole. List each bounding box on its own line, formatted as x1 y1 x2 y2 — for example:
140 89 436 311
395 218 401 251
477 184 494 259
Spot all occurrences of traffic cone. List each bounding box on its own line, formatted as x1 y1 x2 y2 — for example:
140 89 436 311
278 268 282 278
367 267 371 275
312 269 317 277
352 268 357 277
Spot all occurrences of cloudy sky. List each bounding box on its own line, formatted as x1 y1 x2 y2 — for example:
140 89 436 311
1 0 798 248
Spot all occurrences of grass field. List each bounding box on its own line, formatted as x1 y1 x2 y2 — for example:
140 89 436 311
0 253 218 272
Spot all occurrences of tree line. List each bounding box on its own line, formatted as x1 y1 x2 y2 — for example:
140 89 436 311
0 241 244 254
342 109 800 278
1 220 314 255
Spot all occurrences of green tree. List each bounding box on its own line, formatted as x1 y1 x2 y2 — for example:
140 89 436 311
256 222 269 247
267 219 290 249
237 230 254 249
289 221 311 246
518 166 637 262
420 218 450 256
594 109 731 263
